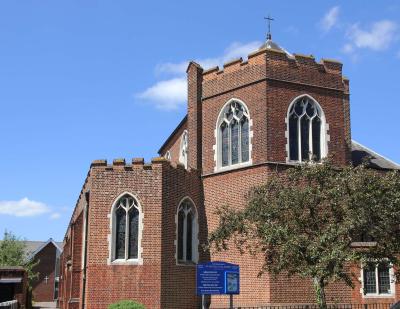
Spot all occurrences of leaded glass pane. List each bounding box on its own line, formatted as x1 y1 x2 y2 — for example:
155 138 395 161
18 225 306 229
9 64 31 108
300 116 310 161
312 117 321 162
364 264 377 294
289 114 299 161
115 207 126 259
306 101 316 117
128 207 139 259
186 212 193 261
177 210 184 261
294 101 304 116
241 118 249 162
378 264 391 294
221 123 229 166
231 121 239 165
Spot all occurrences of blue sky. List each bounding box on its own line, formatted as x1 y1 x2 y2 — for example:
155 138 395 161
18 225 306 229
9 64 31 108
0 1 399 242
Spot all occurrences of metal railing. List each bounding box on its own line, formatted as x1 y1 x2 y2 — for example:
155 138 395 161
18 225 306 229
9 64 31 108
213 304 394 309
0 300 18 309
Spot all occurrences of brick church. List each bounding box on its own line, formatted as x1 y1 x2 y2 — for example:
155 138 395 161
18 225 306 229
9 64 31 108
58 32 400 309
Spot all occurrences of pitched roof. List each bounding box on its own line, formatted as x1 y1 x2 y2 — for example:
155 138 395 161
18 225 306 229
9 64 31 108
351 140 400 170
24 239 63 260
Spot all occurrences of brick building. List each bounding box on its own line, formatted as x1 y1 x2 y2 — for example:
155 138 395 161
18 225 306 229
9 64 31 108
58 35 400 309
26 239 62 302
0 266 28 307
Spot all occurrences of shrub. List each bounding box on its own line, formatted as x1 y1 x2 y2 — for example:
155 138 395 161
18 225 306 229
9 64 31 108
108 300 146 309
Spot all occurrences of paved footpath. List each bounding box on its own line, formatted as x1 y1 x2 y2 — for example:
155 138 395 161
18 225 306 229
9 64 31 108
33 302 58 309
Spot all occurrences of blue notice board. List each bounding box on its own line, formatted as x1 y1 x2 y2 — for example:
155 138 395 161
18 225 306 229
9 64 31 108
196 261 240 295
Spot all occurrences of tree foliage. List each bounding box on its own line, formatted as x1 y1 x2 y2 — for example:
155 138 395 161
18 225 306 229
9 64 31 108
108 300 146 309
208 161 400 308
0 230 39 285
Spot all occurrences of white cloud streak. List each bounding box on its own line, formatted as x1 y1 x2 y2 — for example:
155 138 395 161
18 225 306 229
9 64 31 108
344 20 398 52
137 41 262 110
50 212 61 220
320 6 340 32
137 77 187 110
0 198 50 217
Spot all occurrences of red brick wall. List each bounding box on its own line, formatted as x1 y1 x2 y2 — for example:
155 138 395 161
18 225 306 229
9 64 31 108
31 243 58 302
187 62 203 171
159 164 203 309
203 165 277 308
59 169 91 309
84 159 165 309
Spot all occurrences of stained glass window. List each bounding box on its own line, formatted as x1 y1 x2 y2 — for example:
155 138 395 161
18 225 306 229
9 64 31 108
177 199 197 264
300 116 310 161
241 118 249 162
177 210 184 261
128 208 139 259
288 96 325 162
186 211 193 261
218 100 250 168
113 194 140 261
115 207 126 259
231 120 239 165
289 114 299 161
221 123 229 167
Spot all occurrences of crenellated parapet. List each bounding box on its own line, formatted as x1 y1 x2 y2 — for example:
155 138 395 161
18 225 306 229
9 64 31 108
89 156 194 173
202 47 347 99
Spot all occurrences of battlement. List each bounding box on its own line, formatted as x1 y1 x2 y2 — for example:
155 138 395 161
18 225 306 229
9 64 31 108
89 157 189 172
202 48 343 80
201 47 346 99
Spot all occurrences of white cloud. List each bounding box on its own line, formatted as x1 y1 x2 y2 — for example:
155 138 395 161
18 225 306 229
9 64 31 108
0 198 50 217
222 41 262 64
155 62 188 76
320 6 340 32
156 41 262 76
137 77 187 110
50 212 61 220
345 20 398 52
341 43 354 54
138 41 262 110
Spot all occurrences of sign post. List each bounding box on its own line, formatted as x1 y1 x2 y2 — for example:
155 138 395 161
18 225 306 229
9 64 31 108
196 261 240 309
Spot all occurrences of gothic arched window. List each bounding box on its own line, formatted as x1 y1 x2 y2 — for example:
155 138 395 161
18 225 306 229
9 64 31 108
112 193 141 261
179 130 188 169
288 96 327 162
177 198 198 264
217 100 250 168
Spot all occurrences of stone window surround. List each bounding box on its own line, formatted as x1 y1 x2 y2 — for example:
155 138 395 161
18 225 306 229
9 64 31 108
359 261 396 298
285 94 330 163
174 196 199 266
213 98 253 172
107 192 144 265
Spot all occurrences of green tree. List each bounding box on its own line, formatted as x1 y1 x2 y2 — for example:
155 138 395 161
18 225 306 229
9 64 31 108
208 161 400 309
0 230 39 285
108 300 146 309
